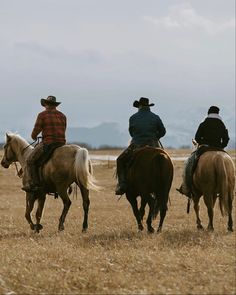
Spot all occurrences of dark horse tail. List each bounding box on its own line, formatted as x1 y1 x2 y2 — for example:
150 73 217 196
151 151 173 220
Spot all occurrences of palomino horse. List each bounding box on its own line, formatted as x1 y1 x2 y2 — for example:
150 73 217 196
191 145 235 231
125 146 173 233
1 133 99 232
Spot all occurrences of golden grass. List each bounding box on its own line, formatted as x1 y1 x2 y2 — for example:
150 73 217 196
0 149 235 294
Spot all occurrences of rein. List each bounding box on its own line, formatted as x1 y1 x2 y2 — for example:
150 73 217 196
14 162 23 178
22 137 42 152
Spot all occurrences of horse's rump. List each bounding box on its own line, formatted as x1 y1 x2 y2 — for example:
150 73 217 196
126 146 173 230
193 151 235 216
42 144 98 191
127 147 173 195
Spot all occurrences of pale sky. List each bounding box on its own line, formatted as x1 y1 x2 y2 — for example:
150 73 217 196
0 0 235 140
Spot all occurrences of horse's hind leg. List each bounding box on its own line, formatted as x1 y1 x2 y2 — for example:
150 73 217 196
139 197 147 221
146 194 155 233
227 193 233 232
58 189 72 231
79 185 90 233
204 194 216 231
25 193 37 230
35 195 46 233
126 193 144 231
157 202 167 233
193 197 204 230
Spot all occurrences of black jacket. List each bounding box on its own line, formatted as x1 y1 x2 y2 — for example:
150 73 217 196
195 117 229 148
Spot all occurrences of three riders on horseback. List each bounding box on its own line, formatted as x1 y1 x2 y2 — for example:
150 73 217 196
21 95 230 199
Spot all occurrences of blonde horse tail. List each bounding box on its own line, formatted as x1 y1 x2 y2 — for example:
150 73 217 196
216 155 229 216
74 148 100 191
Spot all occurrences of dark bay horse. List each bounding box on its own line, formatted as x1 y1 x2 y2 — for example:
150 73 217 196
191 148 235 231
1 133 99 232
125 146 173 233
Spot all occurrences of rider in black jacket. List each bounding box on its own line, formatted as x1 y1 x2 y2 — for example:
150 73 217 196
195 106 229 148
177 105 230 198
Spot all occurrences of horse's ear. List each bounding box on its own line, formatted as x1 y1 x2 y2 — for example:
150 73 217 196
192 139 198 147
6 133 11 142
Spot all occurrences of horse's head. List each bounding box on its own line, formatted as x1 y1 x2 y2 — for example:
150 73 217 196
1 133 17 168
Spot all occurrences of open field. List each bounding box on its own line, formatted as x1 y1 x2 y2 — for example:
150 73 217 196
0 149 235 295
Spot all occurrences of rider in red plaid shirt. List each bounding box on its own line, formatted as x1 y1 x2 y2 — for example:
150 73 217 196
22 96 67 193
32 106 66 144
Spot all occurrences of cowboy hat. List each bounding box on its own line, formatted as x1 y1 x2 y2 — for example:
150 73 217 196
41 95 61 107
133 97 154 108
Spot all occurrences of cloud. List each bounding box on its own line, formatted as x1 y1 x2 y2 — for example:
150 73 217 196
144 4 235 34
14 41 104 64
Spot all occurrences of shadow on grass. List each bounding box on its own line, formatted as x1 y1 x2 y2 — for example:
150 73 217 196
158 228 228 248
83 229 145 246
0 230 28 240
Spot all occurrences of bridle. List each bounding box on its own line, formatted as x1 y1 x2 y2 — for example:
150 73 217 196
3 137 42 178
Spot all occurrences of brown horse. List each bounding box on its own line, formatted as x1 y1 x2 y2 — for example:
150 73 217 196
1 133 99 232
191 148 235 231
125 146 173 233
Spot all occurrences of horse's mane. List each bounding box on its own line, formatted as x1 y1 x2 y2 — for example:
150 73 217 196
7 132 30 147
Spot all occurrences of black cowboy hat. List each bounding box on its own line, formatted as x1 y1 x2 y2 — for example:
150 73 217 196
133 97 154 108
208 105 220 114
41 95 61 107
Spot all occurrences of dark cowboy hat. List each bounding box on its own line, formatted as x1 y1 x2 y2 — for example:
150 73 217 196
133 97 155 108
208 105 220 114
41 95 61 107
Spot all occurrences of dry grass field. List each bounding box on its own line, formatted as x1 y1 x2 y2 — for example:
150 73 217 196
0 149 235 295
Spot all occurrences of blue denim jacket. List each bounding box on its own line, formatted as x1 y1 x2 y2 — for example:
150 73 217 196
129 107 166 145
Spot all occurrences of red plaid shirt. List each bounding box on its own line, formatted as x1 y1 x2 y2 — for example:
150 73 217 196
31 109 67 144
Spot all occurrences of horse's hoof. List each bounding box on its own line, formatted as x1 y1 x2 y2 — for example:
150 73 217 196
82 228 88 233
36 224 43 231
227 227 233 232
30 224 35 230
157 228 162 234
138 225 144 231
147 227 154 234
58 225 65 231
197 225 204 230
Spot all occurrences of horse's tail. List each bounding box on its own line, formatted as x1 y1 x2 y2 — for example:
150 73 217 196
152 152 173 220
215 155 229 216
74 148 100 191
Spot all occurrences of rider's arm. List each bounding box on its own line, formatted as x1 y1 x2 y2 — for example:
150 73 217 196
221 127 230 148
156 116 166 139
31 113 43 140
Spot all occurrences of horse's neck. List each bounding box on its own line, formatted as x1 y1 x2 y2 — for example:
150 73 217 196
13 139 33 168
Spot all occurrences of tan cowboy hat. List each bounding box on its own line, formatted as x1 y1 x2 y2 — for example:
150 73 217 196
133 97 154 108
41 95 61 107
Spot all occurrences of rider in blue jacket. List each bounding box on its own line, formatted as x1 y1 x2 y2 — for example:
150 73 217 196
115 97 166 195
